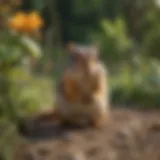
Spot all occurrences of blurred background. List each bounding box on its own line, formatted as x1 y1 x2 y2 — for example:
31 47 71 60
0 0 160 159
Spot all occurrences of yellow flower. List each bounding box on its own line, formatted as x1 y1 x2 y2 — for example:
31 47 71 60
8 11 44 33
8 12 28 32
27 12 44 31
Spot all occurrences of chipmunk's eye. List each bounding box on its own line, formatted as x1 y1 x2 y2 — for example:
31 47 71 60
70 54 79 61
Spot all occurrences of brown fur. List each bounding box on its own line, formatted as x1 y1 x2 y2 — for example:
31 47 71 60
31 42 110 128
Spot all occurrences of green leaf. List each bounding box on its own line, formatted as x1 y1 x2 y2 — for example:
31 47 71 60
20 36 42 59
101 20 115 37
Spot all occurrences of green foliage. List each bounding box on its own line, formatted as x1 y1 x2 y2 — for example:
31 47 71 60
0 74 54 160
89 17 133 65
111 58 160 106
73 0 105 16
141 8 160 58
0 22 44 160
0 30 42 117
0 31 41 70
101 17 132 55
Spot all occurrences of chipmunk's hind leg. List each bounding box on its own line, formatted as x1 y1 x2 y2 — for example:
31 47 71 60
90 113 107 129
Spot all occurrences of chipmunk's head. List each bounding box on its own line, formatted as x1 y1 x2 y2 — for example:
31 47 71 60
66 42 100 66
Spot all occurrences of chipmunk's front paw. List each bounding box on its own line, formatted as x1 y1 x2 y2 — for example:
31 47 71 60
91 112 109 129
92 119 105 129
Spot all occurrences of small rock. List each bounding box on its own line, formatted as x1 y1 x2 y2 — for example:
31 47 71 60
23 152 34 160
111 127 134 149
87 147 100 156
37 148 51 157
149 122 160 132
106 150 117 160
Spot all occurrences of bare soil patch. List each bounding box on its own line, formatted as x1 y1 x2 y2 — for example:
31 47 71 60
14 108 160 160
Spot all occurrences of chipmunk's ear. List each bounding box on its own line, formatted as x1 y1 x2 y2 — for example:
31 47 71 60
66 41 76 54
91 41 100 56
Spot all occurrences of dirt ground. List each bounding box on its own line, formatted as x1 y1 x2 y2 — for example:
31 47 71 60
14 107 160 160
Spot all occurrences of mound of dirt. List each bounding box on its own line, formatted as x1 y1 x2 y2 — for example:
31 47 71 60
13 108 160 160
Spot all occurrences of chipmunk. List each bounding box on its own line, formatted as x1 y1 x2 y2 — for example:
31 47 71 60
18 42 110 134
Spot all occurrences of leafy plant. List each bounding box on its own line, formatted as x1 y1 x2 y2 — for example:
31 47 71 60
0 3 44 159
89 17 133 66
